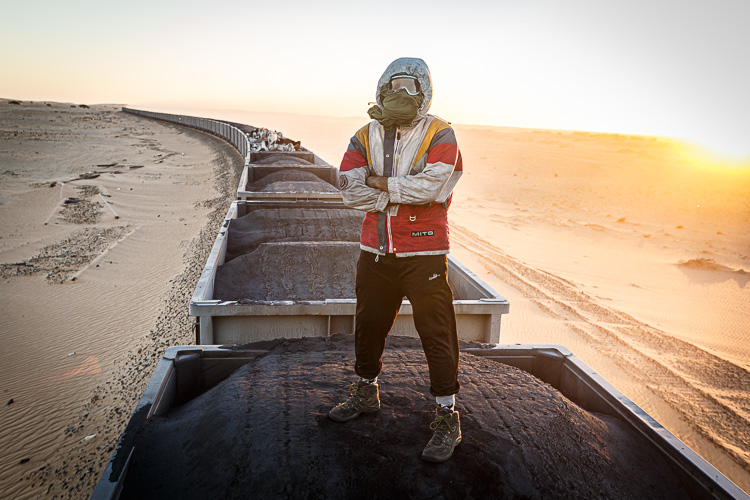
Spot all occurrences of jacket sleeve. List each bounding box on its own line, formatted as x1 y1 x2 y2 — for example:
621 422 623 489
338 129 390 212
387 126 460 205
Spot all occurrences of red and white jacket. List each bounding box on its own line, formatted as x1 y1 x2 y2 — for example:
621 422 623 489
339 115 462 257
339 58 463 257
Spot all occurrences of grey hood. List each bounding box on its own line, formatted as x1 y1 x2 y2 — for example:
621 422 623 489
375 57 433 120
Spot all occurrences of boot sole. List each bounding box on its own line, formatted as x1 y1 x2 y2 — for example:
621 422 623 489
328 406 380 423
421 435 462 463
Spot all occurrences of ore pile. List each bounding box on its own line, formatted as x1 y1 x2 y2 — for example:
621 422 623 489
254 153 312 165
248 170 338 193
225 208 364 262
120 335 689 500
213 241 359 301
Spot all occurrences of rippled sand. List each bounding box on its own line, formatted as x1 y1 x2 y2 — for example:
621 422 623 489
0 99 244 498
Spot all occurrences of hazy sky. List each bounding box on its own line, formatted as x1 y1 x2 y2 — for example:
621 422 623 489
2 0 749 156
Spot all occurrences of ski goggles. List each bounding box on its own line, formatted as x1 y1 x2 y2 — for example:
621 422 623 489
389 76 420 95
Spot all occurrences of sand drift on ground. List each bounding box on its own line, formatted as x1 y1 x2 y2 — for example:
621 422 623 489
0 99 244 499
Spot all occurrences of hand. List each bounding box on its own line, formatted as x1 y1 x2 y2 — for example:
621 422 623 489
365 175 389 192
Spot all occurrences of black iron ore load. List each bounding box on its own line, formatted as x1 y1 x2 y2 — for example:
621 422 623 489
120 335 689 500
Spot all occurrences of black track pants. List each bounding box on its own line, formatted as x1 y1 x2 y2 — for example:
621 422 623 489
354 250 460 397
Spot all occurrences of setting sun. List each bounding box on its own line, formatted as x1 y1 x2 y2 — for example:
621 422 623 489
674 137 750 170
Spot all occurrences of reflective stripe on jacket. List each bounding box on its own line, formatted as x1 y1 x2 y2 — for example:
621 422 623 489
339 115 463 257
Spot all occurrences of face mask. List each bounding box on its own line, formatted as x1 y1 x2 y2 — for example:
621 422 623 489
368 84 424 130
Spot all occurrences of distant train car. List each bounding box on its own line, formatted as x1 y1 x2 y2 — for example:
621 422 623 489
190 199 509 345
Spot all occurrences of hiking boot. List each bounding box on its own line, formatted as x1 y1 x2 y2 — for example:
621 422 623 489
421 407 462 462
328 381 380 422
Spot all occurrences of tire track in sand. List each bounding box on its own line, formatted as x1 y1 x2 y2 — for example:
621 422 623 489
451 223 750 471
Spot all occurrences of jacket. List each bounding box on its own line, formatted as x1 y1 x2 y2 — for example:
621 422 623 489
339 57 463 257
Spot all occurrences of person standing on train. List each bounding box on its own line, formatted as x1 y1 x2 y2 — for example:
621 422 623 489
329 57 464 463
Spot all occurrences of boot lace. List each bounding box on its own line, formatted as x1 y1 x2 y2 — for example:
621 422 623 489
428 414 456 446
339 382 366 411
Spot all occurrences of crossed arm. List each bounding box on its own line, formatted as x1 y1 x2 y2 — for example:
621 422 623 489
339 125 460 211
365 176 389 192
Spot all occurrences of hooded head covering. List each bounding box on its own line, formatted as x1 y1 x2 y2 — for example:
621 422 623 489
371 57 433 126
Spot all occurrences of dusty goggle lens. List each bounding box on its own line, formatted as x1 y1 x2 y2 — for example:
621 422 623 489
390 76 419 95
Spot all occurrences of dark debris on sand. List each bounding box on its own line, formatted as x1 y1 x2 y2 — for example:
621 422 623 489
24 120 246 499
0 226 130 282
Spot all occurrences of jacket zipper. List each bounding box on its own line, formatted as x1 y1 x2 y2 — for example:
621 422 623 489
387 129 401 253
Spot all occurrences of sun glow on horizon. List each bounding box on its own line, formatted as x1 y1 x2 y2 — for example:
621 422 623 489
670 122 750 166
673 138 750 171
2 0 748 175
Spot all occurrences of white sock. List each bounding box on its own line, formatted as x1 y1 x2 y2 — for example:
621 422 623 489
436 394 455 410
360 376 378 385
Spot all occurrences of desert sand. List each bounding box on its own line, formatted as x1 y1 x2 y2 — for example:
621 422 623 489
1 101 748 497
0 99 244 498
448 124 750 492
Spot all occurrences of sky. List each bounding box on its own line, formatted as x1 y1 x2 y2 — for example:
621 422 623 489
2 0 749 158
